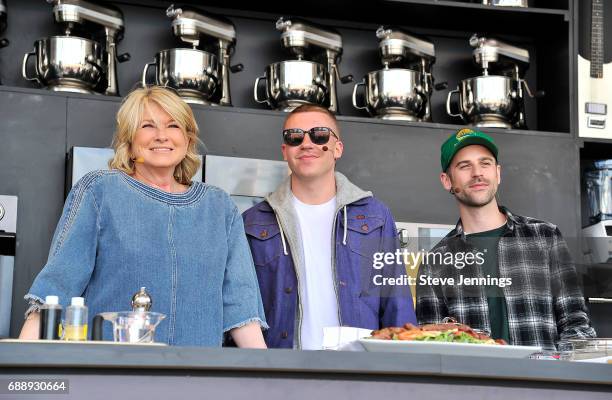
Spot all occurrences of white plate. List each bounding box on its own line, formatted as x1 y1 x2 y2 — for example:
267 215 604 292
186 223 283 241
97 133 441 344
358 338 541 359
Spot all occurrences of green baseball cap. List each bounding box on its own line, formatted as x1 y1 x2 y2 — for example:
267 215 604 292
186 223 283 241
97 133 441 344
440 128 498 172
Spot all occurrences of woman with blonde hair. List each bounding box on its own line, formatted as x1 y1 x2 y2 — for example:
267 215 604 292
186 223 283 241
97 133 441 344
19 86 267 347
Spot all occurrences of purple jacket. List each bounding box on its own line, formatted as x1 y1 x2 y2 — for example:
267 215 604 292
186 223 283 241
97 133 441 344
242 172 416 349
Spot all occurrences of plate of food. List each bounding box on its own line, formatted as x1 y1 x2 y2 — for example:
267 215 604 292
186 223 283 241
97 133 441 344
358 323 541 359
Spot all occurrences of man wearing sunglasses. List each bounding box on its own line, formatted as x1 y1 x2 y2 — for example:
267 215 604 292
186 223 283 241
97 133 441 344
243 104 416 350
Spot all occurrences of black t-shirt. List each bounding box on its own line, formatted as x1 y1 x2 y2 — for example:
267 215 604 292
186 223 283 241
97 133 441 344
466 224 510 343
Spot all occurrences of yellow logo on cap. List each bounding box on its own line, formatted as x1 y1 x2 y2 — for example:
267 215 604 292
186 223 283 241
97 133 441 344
456 128 474 140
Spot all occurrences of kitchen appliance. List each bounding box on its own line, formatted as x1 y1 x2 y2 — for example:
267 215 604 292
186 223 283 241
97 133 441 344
446 34 543 129
142 5 242 106
0 0 9 85
584 160 612 224
22 0 130 95
254 17 353 112
92 287 166 343
478 0 528 6
353 26 444 121
0 195 17 338
582 221 612 264
204 155 289 213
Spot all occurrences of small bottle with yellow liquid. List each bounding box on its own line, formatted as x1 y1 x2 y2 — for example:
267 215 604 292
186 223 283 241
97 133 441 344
63 297 88 341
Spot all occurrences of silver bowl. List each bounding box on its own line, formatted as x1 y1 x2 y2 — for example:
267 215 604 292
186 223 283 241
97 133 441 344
22 36 104 94
352 68 427 120
254 60 328 111
142 48 219 104
446 75 520 128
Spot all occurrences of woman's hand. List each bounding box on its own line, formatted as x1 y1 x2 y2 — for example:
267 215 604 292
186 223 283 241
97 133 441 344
229 321 267 349
18 312 40 340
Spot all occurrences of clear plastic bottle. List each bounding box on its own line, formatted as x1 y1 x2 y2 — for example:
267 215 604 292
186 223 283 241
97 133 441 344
39 295 62 340
63 297 88 341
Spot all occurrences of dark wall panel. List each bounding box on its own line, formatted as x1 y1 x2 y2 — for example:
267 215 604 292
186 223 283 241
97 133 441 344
0 91 67 337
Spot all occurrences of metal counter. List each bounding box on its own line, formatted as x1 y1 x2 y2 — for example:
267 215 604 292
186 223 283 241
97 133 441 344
0 342 610 399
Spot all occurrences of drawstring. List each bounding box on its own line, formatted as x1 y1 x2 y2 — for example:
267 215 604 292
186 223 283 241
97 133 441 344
275 213 289 256
342 205 347 245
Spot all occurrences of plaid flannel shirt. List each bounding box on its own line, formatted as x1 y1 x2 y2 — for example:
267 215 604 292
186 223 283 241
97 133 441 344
416 206 596 350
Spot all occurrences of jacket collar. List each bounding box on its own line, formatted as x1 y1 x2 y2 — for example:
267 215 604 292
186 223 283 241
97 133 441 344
265 171 371 212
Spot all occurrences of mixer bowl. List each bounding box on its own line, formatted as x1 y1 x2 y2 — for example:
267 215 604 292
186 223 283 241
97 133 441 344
446 75 520 128
142 48 219 104
22 36 104 93
352 68 427 120
254 60 328 111
92 311 166 344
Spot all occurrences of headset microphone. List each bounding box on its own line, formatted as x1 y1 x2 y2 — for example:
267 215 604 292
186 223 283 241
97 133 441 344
322 146 328 151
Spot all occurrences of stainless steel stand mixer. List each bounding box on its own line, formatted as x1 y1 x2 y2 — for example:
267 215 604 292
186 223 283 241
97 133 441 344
143 4 242 105
446 34 544 129
22 0 130 95
254 17 353 113
353 26 445 121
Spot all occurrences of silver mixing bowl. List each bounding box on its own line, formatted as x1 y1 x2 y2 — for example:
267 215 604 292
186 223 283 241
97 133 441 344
446 75 520 128
352 68 427 120
142 48 219 104
22 36 104 93
254 60 328 111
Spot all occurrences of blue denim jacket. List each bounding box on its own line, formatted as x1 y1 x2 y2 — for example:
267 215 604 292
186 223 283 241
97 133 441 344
243 172 416 349
26 170 267 346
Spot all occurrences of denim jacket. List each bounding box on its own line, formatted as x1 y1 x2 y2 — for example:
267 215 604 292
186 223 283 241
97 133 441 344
26 170 267 346
243 172 416 349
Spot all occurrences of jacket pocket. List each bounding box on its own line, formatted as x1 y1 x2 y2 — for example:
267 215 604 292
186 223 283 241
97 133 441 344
359 290 381 317
340 216 385 258
245 223 283 267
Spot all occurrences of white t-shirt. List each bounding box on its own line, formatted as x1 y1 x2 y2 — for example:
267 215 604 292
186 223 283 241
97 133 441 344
292 193 340 350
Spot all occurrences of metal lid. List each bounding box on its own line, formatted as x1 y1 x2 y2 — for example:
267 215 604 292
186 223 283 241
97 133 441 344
131 287 152 312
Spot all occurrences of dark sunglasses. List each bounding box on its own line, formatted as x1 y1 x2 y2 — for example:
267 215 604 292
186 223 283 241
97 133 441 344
282 127 339 146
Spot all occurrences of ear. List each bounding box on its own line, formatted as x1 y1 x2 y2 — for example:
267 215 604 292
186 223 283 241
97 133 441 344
334 140 344 160
281 143 288 161
440 172 452 191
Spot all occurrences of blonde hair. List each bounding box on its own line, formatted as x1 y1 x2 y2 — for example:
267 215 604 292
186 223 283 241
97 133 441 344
109 86 201 185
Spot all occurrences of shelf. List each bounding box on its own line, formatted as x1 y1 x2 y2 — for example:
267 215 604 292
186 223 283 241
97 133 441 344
579 137 612 146
383 0 569 16
379 0 569 35
0 85 572 139
134 0 568 36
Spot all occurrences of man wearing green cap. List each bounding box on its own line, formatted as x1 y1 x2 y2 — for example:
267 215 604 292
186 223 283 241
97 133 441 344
416 128 595 350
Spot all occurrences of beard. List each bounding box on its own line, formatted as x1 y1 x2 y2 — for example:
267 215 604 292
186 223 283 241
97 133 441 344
454 179 497 207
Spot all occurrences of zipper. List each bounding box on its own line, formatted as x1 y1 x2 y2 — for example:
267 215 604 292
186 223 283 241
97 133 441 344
272 208 304 349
